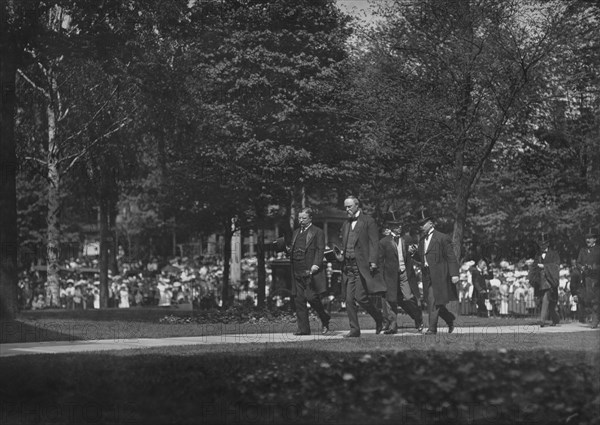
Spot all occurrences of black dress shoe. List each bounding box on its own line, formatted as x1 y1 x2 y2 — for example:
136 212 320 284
448 323 455 334
416 323 424 333
293 331 310 336
383 327 397 335
343 332 360 338
424 329 437 335
375 321 383 335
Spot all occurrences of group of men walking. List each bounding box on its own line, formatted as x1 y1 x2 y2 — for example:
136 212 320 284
275 196 599 337
276 196 459 337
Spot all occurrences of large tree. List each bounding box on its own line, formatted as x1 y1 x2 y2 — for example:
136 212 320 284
346 0 576 258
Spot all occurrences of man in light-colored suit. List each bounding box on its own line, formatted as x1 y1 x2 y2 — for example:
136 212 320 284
411 209 459 335
335 196 385 337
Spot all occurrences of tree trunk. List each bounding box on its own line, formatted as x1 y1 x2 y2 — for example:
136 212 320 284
452 183 469 262
0 37 19 319
221 219 233 308
256 205 266 308
45 86 61 307
109 202 119 275
99 198 110 308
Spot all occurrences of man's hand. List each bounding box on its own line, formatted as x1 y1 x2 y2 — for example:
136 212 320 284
537 263 544 269
369 263 378 273
451 276 459 284
310 265 319 275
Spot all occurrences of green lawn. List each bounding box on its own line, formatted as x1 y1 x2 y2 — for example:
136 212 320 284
2 309 599 425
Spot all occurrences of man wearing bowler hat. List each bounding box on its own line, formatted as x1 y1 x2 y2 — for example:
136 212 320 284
378 211 424 334
536 233 561 327
411 208 459 334
576 227 600 328
273 208 331 335
335 196 385 337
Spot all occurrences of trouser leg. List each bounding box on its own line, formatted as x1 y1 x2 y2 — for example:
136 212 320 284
354 271 383 325
294 274 311 334
383 299 398 330
345 266 360 333
308 293 330 326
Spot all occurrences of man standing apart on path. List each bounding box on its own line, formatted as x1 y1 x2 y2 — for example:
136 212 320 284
470 259 492 317
274 208 331 335
378 211 424 334
577 227 600 328
536 233 561 327
410 209 459 335
335 196 385 337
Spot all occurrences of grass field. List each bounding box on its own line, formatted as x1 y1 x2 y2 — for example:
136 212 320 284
2 309 599 425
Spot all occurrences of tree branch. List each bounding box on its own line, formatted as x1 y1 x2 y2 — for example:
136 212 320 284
17 69 50 99
59 117 133 175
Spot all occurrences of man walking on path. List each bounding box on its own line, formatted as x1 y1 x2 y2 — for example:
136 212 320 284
577 227 600 328
378 211 423 334
335 196 385 338
411 208 459 335
274 208 330 335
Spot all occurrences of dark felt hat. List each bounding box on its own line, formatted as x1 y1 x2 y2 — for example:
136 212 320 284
324 249 339 263
272 237 287 252
537 233 552 247
383 210 402 225
417 208 433 225
585 227 599 238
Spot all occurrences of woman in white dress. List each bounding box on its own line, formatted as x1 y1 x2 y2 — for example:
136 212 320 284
499 280 509 315
119 285 130 308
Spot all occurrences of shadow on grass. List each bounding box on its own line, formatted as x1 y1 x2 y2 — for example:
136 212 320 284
1 347 598 425
0 319 85 343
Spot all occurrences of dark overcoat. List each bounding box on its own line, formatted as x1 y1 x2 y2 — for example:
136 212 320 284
415 229 459 305
378 234 420 303
289 225 327 296
340 212 387 298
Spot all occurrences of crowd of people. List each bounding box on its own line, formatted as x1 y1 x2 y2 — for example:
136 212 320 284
18 256 261 311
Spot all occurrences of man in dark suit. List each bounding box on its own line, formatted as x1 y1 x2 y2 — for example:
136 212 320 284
536 233 560 327
411 209 459 334
275 208 330 335
470 259 492 317
335 196 385 337
378 211 424 334
576 227 599 328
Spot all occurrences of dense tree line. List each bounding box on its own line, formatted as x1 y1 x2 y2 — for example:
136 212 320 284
1 0 598 317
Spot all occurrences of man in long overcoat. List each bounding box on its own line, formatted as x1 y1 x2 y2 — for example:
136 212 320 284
335 196 385 337
576 227 600 328
411 209 459 334
378 212 423 334
536 233 560 327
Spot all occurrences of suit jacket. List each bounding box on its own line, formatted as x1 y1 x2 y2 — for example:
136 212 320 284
378 234 420 302
414 229 459 304
470 266 492 296
288 224 327 296
537 249 560 291
340 212 386 296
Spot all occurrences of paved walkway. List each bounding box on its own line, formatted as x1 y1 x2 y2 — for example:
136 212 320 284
1 322 597 357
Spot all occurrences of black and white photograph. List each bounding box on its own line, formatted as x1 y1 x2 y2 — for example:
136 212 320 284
1 0 599 424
